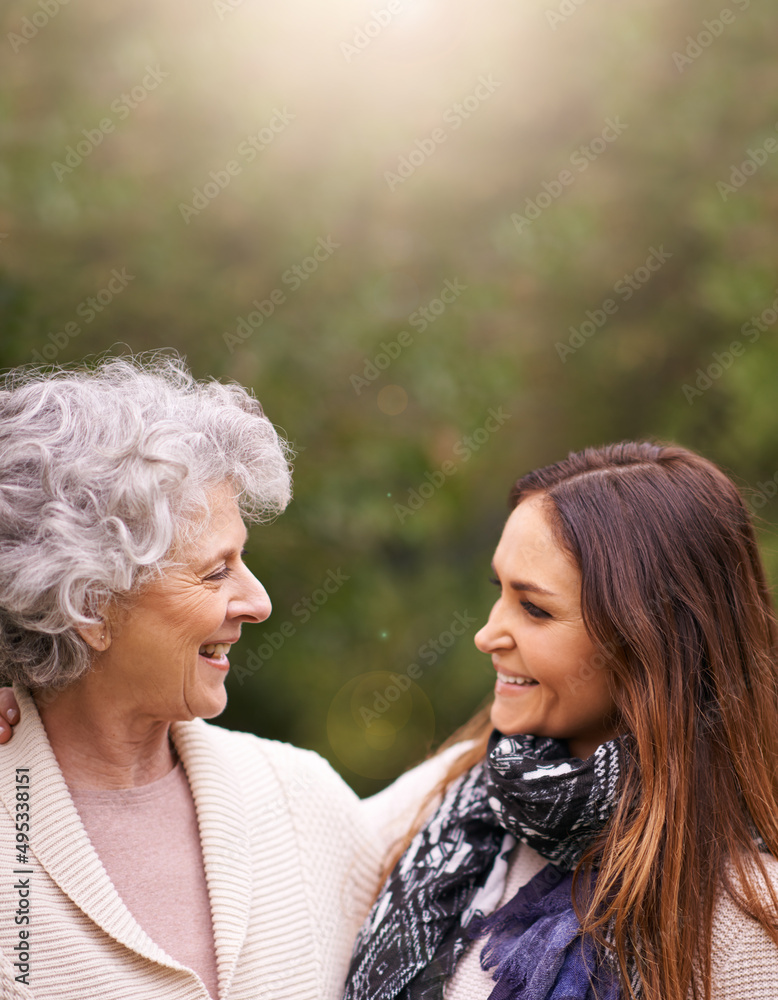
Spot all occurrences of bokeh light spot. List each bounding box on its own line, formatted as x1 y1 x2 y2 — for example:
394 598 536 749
377 384 408 415
327 671 435 780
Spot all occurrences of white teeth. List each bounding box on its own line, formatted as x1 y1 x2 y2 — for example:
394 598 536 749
199 643 231 658
496 672 538 686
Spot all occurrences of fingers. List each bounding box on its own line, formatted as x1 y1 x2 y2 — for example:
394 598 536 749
0 688 20 744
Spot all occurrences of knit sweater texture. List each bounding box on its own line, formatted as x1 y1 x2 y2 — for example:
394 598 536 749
0 686 380 1000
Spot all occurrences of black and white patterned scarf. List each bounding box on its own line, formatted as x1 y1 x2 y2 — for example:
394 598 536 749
344 731 635 1000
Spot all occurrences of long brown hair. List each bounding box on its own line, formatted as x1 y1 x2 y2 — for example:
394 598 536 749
386 441 778 1000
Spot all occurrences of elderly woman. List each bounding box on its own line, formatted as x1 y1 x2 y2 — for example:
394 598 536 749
347 442 778 1000
0 357 379 1000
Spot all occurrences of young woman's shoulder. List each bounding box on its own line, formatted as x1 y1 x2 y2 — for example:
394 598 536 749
710 855 778 999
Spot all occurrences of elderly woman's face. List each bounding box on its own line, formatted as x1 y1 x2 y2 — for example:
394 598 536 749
474 495 618 759
98 490 271 721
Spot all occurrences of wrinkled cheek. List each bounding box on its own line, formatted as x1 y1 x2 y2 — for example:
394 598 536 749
180 654 208 702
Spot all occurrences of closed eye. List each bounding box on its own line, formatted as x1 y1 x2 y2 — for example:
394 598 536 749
491 576 550 619
205 548 248 582
521 600 551 620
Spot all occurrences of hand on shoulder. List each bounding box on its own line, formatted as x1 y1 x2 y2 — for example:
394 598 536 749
0 688 20 743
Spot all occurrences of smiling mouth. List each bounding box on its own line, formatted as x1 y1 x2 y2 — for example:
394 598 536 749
198 643 232 659
496 671 539 687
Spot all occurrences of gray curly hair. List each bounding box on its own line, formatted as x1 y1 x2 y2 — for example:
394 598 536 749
0 354 293 690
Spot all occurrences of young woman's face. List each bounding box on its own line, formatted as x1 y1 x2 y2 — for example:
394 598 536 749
474 495 618 759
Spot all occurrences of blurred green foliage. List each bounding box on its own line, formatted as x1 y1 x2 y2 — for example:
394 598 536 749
2 0 777 794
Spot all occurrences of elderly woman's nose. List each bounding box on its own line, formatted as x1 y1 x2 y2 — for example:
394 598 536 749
231 568 272 623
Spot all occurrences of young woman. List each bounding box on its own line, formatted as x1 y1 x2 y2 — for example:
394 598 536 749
346 441 778 1000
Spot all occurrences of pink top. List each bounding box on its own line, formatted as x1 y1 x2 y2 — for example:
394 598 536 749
70 761 219 998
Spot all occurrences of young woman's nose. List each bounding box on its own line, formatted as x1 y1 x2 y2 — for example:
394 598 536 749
474 604 513 653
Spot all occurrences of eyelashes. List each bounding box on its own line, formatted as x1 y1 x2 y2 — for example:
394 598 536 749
521 600 551 620
489 576 551 620
205 548 249 582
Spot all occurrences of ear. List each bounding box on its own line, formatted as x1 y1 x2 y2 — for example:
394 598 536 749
76 621 111 652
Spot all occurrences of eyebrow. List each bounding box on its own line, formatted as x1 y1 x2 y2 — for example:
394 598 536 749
197 534 249 571
491 566 557 597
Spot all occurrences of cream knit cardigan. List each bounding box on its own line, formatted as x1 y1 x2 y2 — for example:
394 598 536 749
0 687 381 1000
